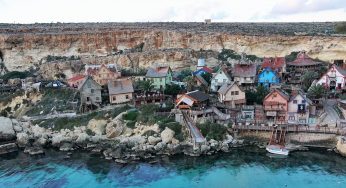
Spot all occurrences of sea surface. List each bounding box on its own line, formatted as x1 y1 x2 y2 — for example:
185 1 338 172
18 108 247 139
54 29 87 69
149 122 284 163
0 147 346 188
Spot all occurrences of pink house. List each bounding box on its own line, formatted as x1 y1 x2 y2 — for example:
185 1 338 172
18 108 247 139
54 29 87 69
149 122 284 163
263 89 289 124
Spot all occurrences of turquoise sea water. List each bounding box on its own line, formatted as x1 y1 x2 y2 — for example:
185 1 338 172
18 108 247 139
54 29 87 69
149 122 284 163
0 147 346 188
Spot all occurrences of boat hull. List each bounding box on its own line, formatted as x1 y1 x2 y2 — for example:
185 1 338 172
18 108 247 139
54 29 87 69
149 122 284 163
266 145 289 156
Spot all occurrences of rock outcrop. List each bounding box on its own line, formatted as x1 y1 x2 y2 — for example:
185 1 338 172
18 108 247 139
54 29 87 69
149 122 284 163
0 22 345 73
0 117 16 141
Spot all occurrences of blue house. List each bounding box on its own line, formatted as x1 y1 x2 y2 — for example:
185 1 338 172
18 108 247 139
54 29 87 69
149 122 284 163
258 67 280 88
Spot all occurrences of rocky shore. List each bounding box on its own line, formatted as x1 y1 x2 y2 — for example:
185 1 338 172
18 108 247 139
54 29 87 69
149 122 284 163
0 115 242 163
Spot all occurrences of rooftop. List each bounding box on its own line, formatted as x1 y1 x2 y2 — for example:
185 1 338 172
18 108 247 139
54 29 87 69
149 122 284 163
108 79 134 95
146 66 171 78
287 51 324 67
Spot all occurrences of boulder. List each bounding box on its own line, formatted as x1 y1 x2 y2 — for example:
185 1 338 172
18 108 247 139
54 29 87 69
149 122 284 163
76 133 89 144
24 146 44 155
223 134 234 144
87 119 107 135
16 132 29 147
106 121 124 138
161 127 175 144
51 133 71 147
0 142 18 155
200 144 210 153
60 143 74 151
336 137 346 157
12 119 23 133
0 117 16 141
148 136 161 145
209 139 219 150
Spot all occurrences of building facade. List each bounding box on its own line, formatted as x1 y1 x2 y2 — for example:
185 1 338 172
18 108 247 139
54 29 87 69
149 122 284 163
86 64 121 86
217 82 246 108
263 89 289 124
287 91 313 125
262 57 286 77
145 66 173 90
211 67 232 92
316 64 346 91
78 77 102 106
257 67 280 88
108 79 134 104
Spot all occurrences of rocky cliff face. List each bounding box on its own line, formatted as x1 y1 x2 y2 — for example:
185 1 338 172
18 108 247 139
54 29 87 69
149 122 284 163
0 22 345 72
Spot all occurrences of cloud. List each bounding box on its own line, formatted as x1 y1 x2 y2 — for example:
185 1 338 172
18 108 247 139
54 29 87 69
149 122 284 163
0 0 345 23
270 0 346 16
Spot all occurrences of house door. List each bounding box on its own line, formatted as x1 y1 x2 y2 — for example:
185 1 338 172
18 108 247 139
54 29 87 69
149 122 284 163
338 83 342 90
86 97 90 102
330 81 336 90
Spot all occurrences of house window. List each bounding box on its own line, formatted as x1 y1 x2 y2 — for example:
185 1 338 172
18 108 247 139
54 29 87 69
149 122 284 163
113 96 116 101
91 89 94 93
86 97 90 102
231 91 235 95
293 100 297 104
126 95 129 99
289 116 295 120
235 91 239 95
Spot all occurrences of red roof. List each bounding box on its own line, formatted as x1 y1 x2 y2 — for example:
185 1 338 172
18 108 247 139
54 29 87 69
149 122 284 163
201 66 213 74
262 57 285 69
67 75 85 82
232 64 257 77
287 51 323 66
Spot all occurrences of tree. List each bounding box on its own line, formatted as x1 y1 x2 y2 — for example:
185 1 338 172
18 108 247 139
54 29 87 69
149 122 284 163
285 51 300 62
245 85 269 105
164 84 182 96
183 76 195 92
217 49 241 61
200 72 212 84
138 80 154 94
301 71 319 91
308 85 327 99
177 69 192 81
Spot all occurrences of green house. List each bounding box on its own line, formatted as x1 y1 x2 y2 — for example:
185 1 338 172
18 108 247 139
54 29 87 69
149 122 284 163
145 66 173 90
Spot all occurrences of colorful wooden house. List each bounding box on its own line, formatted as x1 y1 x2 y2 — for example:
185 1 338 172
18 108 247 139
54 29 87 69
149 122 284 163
217 82 246 108
286 51 324 84
176 90 209 110
232 64 257 88
263 89 289 124
257 67 280 88
262 57 286 77
78 76 102 110
67 75 85 88
86 64 121 86
287 90 314 125
316 64 346 91
145 66 173 90
108 79 134 104
211 67 232 92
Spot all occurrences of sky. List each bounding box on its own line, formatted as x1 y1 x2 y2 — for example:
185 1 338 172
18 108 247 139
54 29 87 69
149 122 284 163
0 0 345 23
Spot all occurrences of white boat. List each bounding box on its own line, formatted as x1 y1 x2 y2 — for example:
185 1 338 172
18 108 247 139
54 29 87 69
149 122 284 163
266 145 289 156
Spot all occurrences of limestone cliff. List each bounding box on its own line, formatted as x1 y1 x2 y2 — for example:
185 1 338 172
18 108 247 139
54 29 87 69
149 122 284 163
0 22 345 72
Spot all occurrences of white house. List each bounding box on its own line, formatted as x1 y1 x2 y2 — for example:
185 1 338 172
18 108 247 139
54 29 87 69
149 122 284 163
287 91 314 125
316 65 346 91
211 67 232 92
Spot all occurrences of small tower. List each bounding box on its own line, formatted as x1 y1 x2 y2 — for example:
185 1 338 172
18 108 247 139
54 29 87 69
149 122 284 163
197 58 206 70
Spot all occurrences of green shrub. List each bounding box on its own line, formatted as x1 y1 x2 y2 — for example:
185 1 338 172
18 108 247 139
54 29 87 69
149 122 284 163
1 71 32 81
197 121 227 141
122 111 138 121
137 104 159 123
126 120 136 129
335 22 346 34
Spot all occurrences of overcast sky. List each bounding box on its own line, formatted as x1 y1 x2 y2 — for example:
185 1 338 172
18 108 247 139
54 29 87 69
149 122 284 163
0 0 345 23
